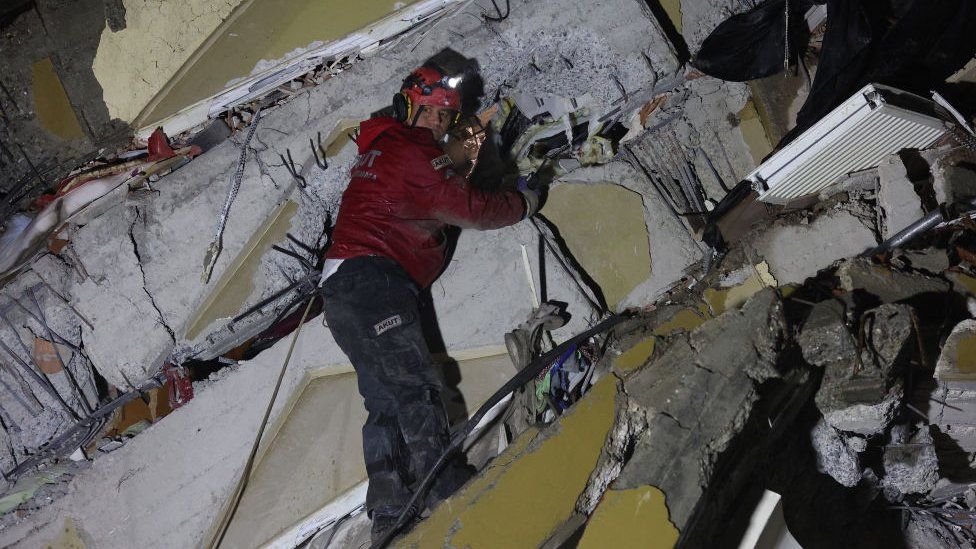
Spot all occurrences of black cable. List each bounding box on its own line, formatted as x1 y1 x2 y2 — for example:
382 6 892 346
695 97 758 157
370 312 630 548
483 0 510 22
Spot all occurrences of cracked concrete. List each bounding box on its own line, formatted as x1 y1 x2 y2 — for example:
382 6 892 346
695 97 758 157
0 0 768 543
48 0 751 387
69 203 175 387
127 208 175 344
402 288 805 547
747 204 882 286
606 289 793 541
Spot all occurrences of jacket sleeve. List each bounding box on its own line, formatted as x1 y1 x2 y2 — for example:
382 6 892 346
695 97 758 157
406 156 527 230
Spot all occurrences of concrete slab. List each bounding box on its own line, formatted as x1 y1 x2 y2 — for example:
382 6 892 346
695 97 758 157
401 378 620 548
753 208 879 286
877 154 926 240
220 353 515 548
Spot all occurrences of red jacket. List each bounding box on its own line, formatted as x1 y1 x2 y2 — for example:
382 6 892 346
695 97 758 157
326 117 527 288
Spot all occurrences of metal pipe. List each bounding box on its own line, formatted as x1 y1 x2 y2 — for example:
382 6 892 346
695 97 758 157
862 197 976 256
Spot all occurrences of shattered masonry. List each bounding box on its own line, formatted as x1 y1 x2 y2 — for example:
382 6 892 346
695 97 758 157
1 0 976 548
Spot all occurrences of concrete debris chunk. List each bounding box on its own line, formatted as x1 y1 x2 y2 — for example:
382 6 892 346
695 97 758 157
819 383 903 436
688 287 785 383
796 299 855 368
877 154 927 240
881 426 939 498
862 304 914 376
893 248 950 276
935 319 976 382
814 304 914 435
754 208 879 286
811 418 864 488
933 149 976 206
817 168 879 201
836 258 949 303
617 289 790 532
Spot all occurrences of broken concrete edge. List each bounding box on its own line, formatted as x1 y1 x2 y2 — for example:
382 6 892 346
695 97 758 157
133 0 471 137
5 0 750 402
400 376 620 547
0 0 776 540
401 288 797 546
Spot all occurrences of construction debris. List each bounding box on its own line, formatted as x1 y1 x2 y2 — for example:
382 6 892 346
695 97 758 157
0 0 976 547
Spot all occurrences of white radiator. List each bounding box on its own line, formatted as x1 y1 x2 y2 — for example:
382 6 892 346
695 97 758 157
748 84 946 204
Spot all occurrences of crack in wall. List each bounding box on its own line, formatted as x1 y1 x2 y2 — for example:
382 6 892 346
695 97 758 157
658 409 691 431
127 207 176 344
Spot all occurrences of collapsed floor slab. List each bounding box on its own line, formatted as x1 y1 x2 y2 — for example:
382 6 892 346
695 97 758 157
401 288 812 547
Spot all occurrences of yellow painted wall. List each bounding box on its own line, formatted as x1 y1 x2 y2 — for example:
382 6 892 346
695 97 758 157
578 486 678 549
542 183 652 310
32 58 84 139
614 337 656 374
658 0 682 33
403 378 620 548
92 0 246 123
739 99 774 165
141 0 422 126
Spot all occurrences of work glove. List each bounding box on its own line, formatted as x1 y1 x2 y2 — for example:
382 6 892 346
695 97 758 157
517 172 546 219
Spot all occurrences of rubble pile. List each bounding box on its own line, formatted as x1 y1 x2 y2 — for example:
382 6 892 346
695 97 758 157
400 139 976 546
0 0 974 547
762 146 976 546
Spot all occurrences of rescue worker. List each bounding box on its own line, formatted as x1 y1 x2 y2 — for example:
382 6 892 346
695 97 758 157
320 64 543 541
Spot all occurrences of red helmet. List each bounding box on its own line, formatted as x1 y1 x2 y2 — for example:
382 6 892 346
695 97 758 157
399 65 462 111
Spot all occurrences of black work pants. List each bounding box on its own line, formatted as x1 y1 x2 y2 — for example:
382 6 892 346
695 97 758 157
321 256 471 519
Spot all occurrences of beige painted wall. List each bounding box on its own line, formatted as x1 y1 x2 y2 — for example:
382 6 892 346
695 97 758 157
92 0 246 123
221 353 516 548
141 0 421 126
93 0 419 125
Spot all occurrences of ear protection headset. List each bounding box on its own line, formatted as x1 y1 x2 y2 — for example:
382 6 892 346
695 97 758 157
391 91 415 124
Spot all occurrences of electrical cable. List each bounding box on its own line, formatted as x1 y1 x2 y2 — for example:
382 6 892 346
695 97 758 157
206 297 318 549
529 215 607 315
370 312 630 548
483 0 510 21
